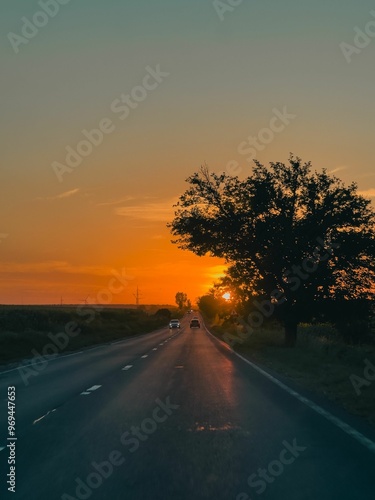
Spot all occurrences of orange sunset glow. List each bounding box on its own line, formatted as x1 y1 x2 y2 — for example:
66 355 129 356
1 2 374 307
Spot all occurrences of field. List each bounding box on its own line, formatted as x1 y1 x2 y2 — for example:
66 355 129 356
0 305 177 366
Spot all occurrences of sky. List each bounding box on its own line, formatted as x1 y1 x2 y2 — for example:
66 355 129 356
1 0 375 305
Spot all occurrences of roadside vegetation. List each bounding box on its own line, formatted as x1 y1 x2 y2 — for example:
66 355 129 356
209 317 375 427
0 305 176 366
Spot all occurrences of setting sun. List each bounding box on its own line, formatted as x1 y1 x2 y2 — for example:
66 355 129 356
222 292 231 301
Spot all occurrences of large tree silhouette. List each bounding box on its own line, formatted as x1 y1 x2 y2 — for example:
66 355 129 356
168 155 375 347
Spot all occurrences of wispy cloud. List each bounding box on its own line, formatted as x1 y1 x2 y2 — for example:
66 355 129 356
328 166 347 174
57 188 80 199
36 188 80 201
0 261 114 276
96 196 136 207
358 188 375 198
115 198 178 222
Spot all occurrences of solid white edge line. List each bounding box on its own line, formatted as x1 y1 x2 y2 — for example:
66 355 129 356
205 326 375 454
0 447 5 452
0 327 170 375
235 352 375 454
3 328 172 377
0 350 88 375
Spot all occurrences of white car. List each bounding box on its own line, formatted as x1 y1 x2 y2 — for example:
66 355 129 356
169 319 181 329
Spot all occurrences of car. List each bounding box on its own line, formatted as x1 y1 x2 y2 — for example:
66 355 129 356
169 319 181 329
190 318 200 328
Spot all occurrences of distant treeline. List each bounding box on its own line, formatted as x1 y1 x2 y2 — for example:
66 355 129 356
0 306 176 365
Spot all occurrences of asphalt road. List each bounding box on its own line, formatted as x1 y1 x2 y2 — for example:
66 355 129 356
1 313 375 499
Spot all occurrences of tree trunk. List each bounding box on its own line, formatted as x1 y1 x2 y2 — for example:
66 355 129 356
284 320 298 347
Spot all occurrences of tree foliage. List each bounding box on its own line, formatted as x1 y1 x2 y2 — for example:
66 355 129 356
169 155 375 346
197 293 221 319
154 308 172 321
175 291 188 310
197 291 233 321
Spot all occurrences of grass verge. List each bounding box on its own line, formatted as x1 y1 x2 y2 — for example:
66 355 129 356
0 306 174 366
209 320 375 428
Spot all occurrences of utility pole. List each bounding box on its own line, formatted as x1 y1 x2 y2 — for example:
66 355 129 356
133 286 142 308
81 295 89 305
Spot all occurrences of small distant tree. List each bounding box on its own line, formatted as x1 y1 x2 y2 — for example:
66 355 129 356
154 308 172 320
197 293 221 319
175 291 188 310
197 291 232 320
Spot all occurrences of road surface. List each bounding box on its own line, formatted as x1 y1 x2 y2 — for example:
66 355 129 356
1 313 375 499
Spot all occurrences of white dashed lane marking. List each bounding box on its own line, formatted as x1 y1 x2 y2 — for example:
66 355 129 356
81 385 102 396
0 447 5 452
123 338 172 370
122 365 133 371
88 385 101 391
